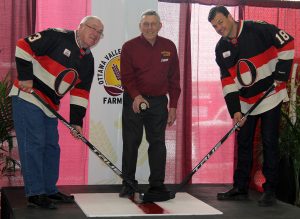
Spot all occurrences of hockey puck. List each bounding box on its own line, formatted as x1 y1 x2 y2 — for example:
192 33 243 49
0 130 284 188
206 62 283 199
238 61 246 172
139 102 147 111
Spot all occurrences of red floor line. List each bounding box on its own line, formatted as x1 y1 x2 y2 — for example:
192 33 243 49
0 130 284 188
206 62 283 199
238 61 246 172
130 198 170 214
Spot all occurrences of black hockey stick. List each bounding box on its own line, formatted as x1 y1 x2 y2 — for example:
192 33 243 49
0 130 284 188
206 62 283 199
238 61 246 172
169 82 277 199
31 90 171 203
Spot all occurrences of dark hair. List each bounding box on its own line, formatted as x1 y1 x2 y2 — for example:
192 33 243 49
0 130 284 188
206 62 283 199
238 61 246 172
208 6 230 22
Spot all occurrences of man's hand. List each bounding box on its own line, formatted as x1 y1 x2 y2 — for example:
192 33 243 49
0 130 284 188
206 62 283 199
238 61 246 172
70 125 83 139
168 108 177 126
275 80 284 85
19 80 33 93
132 95 149 113
233 112 246 130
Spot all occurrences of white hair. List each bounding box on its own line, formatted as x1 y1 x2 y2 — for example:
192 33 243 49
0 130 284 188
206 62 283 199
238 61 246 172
140 9 161 22
79 16 102 25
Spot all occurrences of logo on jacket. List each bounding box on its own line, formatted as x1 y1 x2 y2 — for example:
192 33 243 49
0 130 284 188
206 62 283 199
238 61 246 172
222 50 231 58
97 49 123 98
161 50 170 62
63 49 71 57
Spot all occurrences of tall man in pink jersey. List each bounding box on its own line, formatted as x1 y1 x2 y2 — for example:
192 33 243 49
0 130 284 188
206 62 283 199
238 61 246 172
119 9 181 197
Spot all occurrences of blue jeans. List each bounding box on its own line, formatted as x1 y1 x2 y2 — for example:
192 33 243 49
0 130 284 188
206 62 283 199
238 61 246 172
12 96 60 197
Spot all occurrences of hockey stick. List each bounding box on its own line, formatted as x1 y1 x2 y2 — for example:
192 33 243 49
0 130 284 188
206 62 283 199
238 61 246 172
168 82 277 199
31 90 171 203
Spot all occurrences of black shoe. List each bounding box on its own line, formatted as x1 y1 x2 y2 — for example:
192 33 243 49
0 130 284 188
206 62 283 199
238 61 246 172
217 187 248 200
27 195 57 209
148 184 169 194
258 192 276 207
48 192 75 203
119 180 138 198
119 185 135 198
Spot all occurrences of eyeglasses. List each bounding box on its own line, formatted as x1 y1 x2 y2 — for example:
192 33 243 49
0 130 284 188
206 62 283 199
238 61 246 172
85 24 104 38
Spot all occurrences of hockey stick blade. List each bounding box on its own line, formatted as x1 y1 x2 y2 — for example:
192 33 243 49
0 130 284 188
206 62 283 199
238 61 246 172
134 190 175 203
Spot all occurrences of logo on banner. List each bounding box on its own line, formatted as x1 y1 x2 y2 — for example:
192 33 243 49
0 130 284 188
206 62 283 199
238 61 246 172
97 49 123 104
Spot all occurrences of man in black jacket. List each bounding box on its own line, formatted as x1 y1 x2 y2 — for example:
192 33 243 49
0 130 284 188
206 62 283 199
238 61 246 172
208 6 294 207
10 16 104 209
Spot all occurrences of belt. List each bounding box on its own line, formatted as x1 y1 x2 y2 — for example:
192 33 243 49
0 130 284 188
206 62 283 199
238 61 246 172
142 94 166 99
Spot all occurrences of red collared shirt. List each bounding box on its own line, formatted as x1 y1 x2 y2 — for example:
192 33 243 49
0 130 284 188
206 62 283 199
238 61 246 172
120 34 181 108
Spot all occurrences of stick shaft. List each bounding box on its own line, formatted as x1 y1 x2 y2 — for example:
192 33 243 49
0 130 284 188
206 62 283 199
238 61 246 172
31 91 138 191
174 82 276 193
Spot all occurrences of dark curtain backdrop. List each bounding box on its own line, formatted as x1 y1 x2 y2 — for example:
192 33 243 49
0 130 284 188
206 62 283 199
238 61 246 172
158 2 193 184
159 1 236 184
2 0 299 187
0 0 35 187
35 0 91 185
160 0 300 8
176 3 193 183
0 0 36 80
242 6 300 58
0 0 91 186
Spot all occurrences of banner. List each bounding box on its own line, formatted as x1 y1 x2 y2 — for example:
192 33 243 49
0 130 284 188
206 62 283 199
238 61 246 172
89 0 157 184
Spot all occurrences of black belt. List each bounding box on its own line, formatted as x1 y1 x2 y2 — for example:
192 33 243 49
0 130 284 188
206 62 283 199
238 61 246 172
142 94 166 99
123 92 166 99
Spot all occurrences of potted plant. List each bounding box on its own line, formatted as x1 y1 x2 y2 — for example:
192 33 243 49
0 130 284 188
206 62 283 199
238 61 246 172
0 72 19 175
251 65 300 206
277 65 300 207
